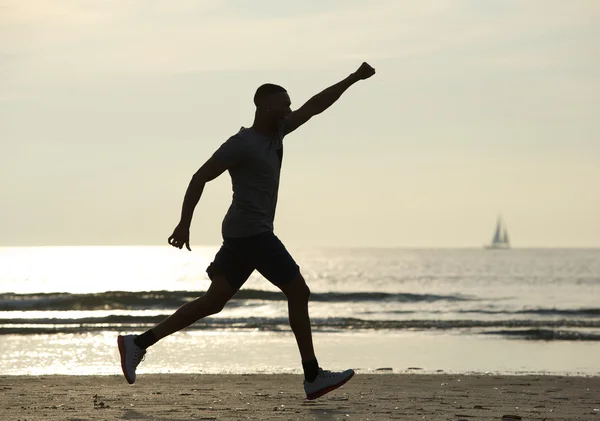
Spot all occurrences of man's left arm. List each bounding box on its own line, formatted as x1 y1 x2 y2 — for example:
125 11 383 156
284 62 376 135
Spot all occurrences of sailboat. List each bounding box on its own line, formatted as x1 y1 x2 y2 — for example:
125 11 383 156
485 216 510 249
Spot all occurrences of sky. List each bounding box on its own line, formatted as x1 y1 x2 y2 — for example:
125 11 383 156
1 0 599 248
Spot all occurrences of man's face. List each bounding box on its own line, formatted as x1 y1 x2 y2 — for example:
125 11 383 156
267 91 292 123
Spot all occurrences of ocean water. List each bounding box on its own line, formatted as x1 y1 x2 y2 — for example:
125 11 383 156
1 246 599 376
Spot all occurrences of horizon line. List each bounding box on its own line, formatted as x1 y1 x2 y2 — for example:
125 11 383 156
1 245 599 250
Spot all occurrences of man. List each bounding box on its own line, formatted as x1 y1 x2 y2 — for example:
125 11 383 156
118 62 376 400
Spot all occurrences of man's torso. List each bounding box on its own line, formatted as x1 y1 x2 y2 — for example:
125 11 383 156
220 127 284 238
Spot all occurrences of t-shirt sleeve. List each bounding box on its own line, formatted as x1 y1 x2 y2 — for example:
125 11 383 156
210 135 249 167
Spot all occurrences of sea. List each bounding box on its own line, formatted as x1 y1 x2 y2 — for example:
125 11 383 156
1 246 599 376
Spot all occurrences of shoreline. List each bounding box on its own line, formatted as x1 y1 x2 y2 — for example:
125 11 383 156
3 330 600 377
2 373 599 420
2 368 600 377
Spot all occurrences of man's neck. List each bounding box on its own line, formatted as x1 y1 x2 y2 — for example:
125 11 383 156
251 120 277 137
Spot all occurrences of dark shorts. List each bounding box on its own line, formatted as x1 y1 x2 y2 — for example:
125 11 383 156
206 231 300 291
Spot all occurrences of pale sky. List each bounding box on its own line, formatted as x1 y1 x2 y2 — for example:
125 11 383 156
1 0 599 248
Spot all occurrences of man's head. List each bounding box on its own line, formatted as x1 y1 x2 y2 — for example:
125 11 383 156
253 83 291 126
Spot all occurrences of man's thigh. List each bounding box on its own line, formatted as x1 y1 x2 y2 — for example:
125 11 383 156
206 242 254 292
242 232 300 287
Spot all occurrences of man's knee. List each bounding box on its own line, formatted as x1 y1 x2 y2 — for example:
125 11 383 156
204 297 227 315
177 295 226 319
281 273 311 304
199 274 236 315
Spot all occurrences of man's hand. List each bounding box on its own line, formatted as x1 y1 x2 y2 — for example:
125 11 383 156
168 223 191 251
353 62 376 80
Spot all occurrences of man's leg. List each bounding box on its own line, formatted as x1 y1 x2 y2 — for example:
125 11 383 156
118 274 238 384
252 233 355 399
249 235 318 380
278 273 316 362
149 274 237 341
118 239 254 384
277 272 354 399
138 241 251 348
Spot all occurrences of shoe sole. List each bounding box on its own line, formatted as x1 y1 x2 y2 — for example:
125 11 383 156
117 335 134 384
305 371 355 400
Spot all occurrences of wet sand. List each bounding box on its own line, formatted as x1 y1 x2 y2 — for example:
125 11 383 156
1 373 599 420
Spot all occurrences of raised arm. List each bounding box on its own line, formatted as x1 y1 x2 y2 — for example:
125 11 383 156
284 62 376 135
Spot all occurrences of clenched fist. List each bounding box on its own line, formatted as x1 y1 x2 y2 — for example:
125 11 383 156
353 62 376 80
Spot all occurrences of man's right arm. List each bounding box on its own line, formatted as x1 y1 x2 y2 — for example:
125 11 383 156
169 152 235 251
169 136 247 250
178 155 230 228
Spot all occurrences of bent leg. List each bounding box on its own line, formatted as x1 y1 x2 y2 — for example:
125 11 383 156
136 240 252 348
150 274 237 341
118 274 239 384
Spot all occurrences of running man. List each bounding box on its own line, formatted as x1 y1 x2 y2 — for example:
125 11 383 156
118 62 376 400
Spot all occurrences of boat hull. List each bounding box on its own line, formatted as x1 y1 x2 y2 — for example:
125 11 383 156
484 244 510 250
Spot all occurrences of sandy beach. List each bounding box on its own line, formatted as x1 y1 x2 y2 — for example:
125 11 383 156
1 373 599 420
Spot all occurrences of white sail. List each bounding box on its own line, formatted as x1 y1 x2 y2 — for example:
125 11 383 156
486 216 510 249
492 219 502 244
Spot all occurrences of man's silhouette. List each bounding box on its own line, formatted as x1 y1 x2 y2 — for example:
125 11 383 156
118 62 376 400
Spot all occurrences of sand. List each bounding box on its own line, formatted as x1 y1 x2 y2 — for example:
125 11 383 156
1 373 599 420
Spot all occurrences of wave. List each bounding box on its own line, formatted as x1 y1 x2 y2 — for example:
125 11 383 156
448 308 600 317
0 290 470 311
360 307 600 318
1 316 600 340
514 308 600 316
483 329 600 341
